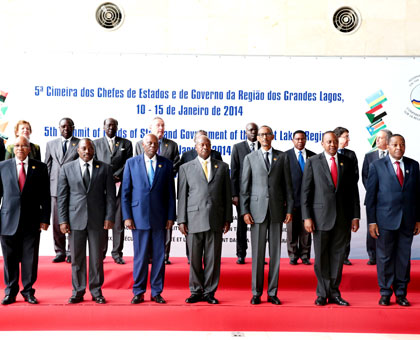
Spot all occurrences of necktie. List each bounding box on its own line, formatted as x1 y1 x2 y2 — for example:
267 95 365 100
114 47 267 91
202 160 209 180
264 152 270 171
62 140 67 155
109 139 114 153
330 157 338 188
298 150 305 172
250 143 254 151
18 162 26 192
395 161 404 187
83 163 90 190
148 159 155 186
157 140 161 155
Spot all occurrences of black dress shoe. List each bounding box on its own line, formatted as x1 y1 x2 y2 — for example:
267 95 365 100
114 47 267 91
1 295 16 305
185 294 202 303
151 294 166 304
379 295 391 306
24 295 38 304
315 296 327 306
92 295 106 304
267 296 281 305
66 256 71 263
289 258 298 265
52 255 66 263
165 259 171 265
301 258 311 265
114 257 126 265
68 296 84 304
131 294 145 304
343 259 352 265
236 257 245 264
328 296 350 306
203 294 219 304
250 295 261 305
396 296 410 306
367 259 376 265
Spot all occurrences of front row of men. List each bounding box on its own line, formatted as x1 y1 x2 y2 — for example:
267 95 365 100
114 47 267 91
0 128 418 307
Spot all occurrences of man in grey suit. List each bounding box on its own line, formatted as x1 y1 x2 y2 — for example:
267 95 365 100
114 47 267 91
301 131 360 306
94 118 133 264
240 125 294 305
44 118 80 263
178 135 232 304
135 117 179 264
57 138 116 304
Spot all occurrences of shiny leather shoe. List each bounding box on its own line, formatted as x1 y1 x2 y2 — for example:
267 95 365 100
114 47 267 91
114 257 126 265
301 258 311 265
52 255 66 263
165 259 171 265
267 296 281 305
1 295 16 305
92 295 106 304
315 296 327 306
68 296 84 304
250 295 261 305
343 259 352 265
236 257 245 264
66 256 71 263
328 296 350 306
151 294 166 304
131 294 145 304
379 295 391 306
396 296 410 306
185 294 202 303
289 258 298 265
24 295 38 304
367 259 376 265
203 294 219 304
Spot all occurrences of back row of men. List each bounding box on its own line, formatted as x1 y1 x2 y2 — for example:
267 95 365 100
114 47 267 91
0 117 418 308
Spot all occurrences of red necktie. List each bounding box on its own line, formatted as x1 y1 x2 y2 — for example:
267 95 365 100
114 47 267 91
330 157 337 188
19 162 26 191
395 161 404 187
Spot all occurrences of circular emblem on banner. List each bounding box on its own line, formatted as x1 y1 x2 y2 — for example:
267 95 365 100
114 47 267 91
410 84 420 110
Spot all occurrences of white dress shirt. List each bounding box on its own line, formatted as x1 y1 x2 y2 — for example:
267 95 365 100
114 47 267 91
79 158 93 179
144 154 157 175
389 155 405 177
15 157 28 177
198 155 211 181
324 151 338 171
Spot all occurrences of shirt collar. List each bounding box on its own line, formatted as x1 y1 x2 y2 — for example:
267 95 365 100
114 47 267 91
15 157 29 166
324 151 337 161
198 155 210 164
389 155 403 164
144 153 157 162
79 158 93 168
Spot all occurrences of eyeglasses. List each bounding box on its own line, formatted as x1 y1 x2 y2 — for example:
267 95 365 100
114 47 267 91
15 144 30 149
258 133 273 138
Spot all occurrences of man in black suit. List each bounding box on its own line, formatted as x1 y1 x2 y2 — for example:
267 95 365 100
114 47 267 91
94 118 133 264
333 126 359 265
366 134 420 306
361 129 392 265
285 130 315 265
230 122 259 264
0 136 51 305
301 131 360 306
135 117 179 264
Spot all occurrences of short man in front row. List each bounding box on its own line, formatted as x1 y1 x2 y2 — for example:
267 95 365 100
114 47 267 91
240 125 294 305
58 138 116 304
366 134 420 306
94 117 133 264
122 134 176 304
230 122 259 265
0 136 51 305
178 135 232 304
285 130 315 265
301 131 360 306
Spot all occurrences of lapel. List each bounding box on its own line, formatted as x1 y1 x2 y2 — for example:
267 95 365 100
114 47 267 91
336 154 344 190
257 149 269 173
137 154 150 187
24 159 36 192
73 159 87 192
193 157 208 183
8 159 20 193
289 149 301 174
88 160 100 192
402 158 411 190
57 138 65 163
208 159 219 183
111 136 121 157
62 137 78 163
270 149 281 174
151 155 163 189
384 156 402 189
159 138 169 158
320 153 336 190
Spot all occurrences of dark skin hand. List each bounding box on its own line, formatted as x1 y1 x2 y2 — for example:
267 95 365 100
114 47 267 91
179 222 230 235
244 213 292 225
369 222 420 239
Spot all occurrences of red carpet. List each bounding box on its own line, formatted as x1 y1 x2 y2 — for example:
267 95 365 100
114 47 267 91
1 257 420 333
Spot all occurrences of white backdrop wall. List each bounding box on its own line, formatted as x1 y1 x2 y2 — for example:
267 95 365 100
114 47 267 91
1 53 420 258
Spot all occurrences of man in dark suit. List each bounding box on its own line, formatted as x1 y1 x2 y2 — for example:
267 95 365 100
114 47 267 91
301 131 360 306
361 129 392 265
240 125 294 305
231 123 259 265
0 136 51 305
135 117 179 264
333 126 359 265
178 135 232 304
57 138 116 304
94 118 133 264
286 130 315 265
45 118 80 263
122 134 176 304
366 134 420 306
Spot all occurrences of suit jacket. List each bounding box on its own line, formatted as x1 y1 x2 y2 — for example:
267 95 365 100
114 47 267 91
178 158 233 233
286 148 316 208
121 154 176 230
179 149 223 167
93 136 133 182
301 153 360 231
45 136 80 197
57 159 116 230
240 148 294 224
230 141 261 197
135 137 180 175
361 150 380 189
339 148 359 183
6 142 41 161
365 155 420 230
0 138 5 161
0 159 51 236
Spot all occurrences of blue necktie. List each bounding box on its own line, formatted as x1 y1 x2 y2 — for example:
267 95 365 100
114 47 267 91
298 150 305 172
148 160 154 186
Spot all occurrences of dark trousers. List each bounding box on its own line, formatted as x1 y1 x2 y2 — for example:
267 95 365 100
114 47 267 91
52 196 70 256
165 228 172 261
286 207 311 260
365 208 376 261
376 223 413 297
1 227 40 297
313 223 349 298
235 203 248 259
344 229 351 260
104 192 124 259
